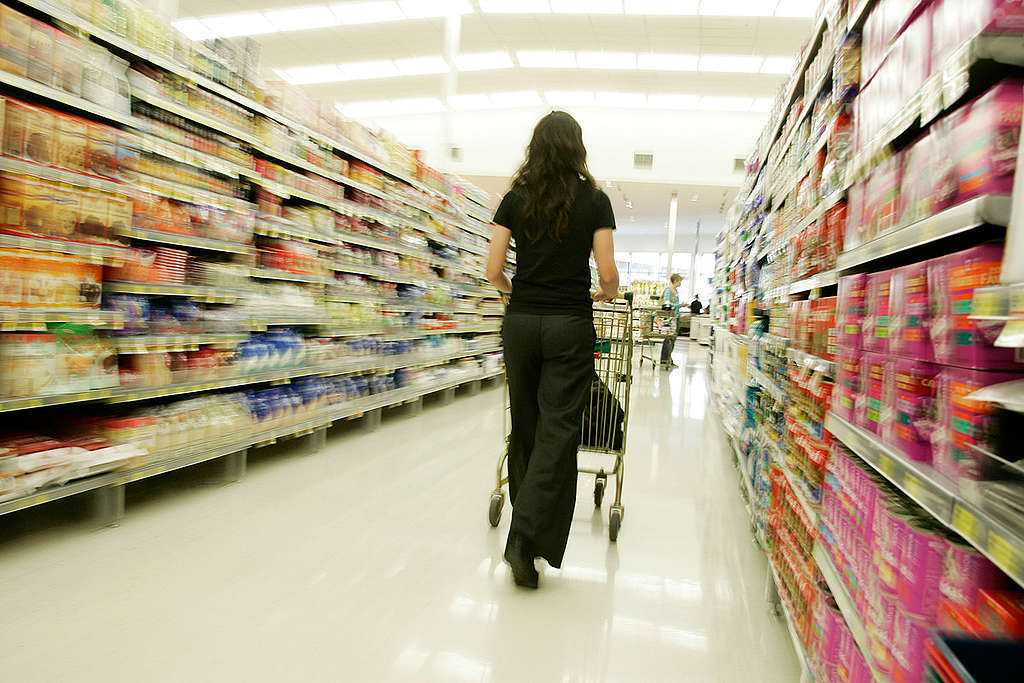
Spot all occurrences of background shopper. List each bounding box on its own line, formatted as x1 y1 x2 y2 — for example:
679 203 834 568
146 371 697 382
659 274 683 368
486 111 618 589
690 294 703 316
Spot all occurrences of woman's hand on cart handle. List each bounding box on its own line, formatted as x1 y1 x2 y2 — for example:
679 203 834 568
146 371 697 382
592 287 617 303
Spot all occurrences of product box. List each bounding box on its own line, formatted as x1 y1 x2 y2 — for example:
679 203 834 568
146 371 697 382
0 5 31 78
941 540 1007 608
929 244 1022 370
951 79 1023 204
834 346 863 423
839 274 868 350
863 270 893 354
890 261 933 361
56 114 88 173
978 590 1024 638
889 358 940 462
858 352 896 435
0 332 56 397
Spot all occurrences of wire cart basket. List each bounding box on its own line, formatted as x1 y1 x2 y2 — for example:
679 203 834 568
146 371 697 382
488 293 634 541
638 308 678 368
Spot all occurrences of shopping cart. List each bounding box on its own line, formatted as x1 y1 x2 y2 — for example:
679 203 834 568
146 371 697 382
488 293 634 541
638 308 679 367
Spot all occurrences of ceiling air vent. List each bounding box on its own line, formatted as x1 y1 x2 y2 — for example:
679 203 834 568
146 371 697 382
448 145 463 162
734 157 747 172
633 152 654 170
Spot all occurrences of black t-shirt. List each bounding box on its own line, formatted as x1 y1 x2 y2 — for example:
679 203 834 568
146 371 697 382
493 180 615 316
690 299 703 315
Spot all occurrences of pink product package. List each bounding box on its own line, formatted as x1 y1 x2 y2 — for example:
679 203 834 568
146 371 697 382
932 0 1024 71
950 79 1023 205
838 274 868 349
816 597 847 665
857 352 895 434
863 271 893 353
845 181 870 250
890 262 933 361
890 358 940 462
940 538 1008 608
897 132 938 227
899 517 948 617
935 366 1024 484
834 347 862 422
890 608 931 683
929 244 1022 370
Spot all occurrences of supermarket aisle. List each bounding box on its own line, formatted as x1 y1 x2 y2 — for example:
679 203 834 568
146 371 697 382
0 342 799 683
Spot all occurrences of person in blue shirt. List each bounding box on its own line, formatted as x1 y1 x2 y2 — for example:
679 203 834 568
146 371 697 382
659 274 682 368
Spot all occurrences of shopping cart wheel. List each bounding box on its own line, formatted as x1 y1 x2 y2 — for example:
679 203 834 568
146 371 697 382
609 506 623 542
594 474 606 508
488 491 505 527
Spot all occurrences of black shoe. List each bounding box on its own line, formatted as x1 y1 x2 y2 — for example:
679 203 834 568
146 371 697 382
503 532 539 589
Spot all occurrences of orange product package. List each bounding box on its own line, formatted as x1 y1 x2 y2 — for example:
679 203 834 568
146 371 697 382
0 248 24 307
86 122 118 179
0 172 27 232
22 176 54 237
1 97 26 159
56 114 88 173
0 6 31 77
78 190 110 241
52 182 81 240
23 102 55 166
25 18 53 87
21 251 62 308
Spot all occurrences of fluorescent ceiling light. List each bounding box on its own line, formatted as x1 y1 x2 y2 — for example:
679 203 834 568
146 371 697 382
751 98 775 112
595 92 646 107
545 91 595 105
490 91 543 107
550 0 622 13
775 0 818 17
199 12 277 38
698 55 764 72
338 100 393 117
264 6 341 31
699 96 754 111
516 51 577 68
398 0 472 18
389 97 446 114
479 0 551 12
760 56 796 74
637 53 698 71
395 56 450 76
340 59 400 80
281 64 346 84
647 93 699 109
449 94 494 110
455 52 514 71
577 52 637 70
172 19 215 40
331 1 404 25
624 0 698 14
701 0 775 16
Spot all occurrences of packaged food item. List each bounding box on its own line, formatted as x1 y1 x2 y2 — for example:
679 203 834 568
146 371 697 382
56 115 88 172
0 332 56 397
857 352 895 436
24 103 54 165
22 177 53 237
890 262 932 361
838 274 868 350
49 323 95 393
941 540 1007 608
833 346 862 423
25 19 53 87
0 248 23 306
862 270 893 354
0 6 31 77
79 190 110 241
52 183 81 239
87 123 118 179
977 590 1024 638
1 97 25 158
106 193 133 239
951 79 1023 205
888 358 939 462
53 27 83 95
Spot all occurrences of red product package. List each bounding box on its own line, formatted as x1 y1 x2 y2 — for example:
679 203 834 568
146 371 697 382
978 590 1024 638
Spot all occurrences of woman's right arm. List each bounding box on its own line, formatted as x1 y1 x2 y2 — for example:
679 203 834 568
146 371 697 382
592 227 619 302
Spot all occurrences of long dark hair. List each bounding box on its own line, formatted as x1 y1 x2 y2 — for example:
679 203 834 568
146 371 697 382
511 111 597 242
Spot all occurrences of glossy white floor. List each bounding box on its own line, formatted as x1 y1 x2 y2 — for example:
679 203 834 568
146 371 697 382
0 342 800 682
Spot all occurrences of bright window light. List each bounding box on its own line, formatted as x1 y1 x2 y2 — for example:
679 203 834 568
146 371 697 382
339 59 400 80
775 0 818 17
263 6 341 31
389 97 446 114
760 56 796 74
698 55 764 72
490 91 543 107
199 12 277 38
699 96 754 111
752 98 775 111
577 52 637 70
281 64 346 84
647 93 699 109
595 92 646 107
338 100 394 117
398 0 472 18
479 0 551 12
637 53 698 71
701 0 776 16
516 51 577 68
624 0 698 13
395 56 450 76
550 0 622 13
455 52 514 71
331 1 404 25
449 94 494 110
172 19 216 40
545 91 596 105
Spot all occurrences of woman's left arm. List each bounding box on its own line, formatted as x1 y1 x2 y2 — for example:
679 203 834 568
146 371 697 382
486 224 513 294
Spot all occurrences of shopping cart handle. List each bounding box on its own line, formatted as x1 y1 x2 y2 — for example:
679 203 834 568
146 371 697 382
623 291 634 303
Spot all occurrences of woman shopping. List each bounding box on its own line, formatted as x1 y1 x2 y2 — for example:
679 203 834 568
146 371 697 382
485 111 619 589
659 274 682 369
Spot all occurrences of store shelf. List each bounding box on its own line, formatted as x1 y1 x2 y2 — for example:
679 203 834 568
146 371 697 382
319 344 502 377
104 282 242 303
254 220 339 246
813 544 884 681
117 226 255 255
768 562 812 678
788 348 836 377
0 387 116 413
970 283 1024 349
0 156 126 194
789 269 839 294
130 89 260 146
949 498 1024 591
113 334 247 353
0 308 123 329
751 367 787 403
133 133 259 181
0 69 135 126
836 195 1011 272
250 268 332 286
134 174 254 213
105 365 319 404
825 412 956 525
0 233 127 261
